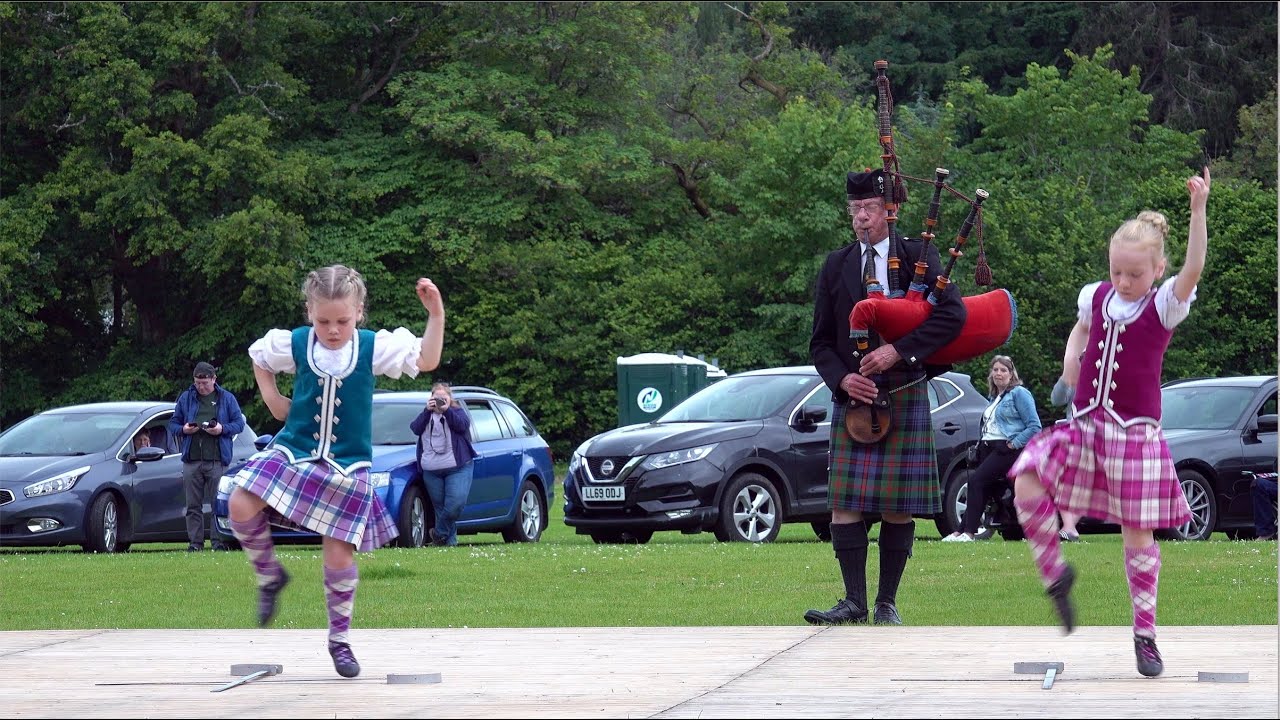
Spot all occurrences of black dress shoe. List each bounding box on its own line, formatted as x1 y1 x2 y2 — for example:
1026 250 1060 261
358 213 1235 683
257 568 291 627
873 602 902 625
1133 634 1164 677
328 641 361 678
186 543 203 552
1046 564 1076 634
803 598 868 625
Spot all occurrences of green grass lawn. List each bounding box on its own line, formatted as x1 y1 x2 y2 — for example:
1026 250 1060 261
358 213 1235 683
2 481 1275 631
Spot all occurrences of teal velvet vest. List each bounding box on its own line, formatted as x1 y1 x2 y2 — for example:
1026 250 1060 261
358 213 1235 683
273 327 376 475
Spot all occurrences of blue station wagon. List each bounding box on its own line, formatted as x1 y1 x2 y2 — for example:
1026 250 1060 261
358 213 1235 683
214 387 555 547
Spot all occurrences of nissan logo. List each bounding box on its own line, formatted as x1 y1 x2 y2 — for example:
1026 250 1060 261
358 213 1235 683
600 459 615 477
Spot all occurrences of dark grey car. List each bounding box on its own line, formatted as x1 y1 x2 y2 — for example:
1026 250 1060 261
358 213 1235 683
1159 375 1278 540
563 365 987 543
0 401 258 552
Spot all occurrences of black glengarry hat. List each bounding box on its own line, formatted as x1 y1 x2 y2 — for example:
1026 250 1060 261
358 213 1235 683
846 169 885 200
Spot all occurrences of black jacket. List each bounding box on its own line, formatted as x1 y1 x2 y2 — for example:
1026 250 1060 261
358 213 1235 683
810 232 967 403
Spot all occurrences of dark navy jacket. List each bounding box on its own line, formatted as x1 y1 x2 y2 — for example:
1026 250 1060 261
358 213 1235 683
167 385 246 465
410 404 478 472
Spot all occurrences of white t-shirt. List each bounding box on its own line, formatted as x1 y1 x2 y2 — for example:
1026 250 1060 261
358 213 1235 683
1076 275 1196 331
249 327 423 378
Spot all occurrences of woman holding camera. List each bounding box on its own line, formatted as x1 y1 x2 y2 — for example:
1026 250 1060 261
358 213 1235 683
410 382 477 546
943 355 1042 542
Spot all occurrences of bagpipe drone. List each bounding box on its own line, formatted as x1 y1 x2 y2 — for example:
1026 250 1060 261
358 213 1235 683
843 60 1016 444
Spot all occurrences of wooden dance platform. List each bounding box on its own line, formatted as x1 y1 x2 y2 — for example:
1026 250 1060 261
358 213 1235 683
2 625 1275 718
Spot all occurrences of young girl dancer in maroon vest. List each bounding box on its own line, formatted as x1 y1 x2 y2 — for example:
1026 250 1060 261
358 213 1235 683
1009 168 1210 677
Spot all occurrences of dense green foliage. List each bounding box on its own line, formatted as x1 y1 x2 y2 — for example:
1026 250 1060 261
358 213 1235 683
3 2 1275 456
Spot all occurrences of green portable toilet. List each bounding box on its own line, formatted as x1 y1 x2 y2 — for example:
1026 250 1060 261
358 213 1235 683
687 355 726 394
616 352 709 427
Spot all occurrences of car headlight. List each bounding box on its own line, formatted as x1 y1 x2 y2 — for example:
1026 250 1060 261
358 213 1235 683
568 451 582 474
218 474 237 496
369 471 391 489
639 444 717 471
24 466 91 498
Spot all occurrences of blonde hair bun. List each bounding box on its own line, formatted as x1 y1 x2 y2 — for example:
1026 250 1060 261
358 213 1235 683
1134 210 1170 241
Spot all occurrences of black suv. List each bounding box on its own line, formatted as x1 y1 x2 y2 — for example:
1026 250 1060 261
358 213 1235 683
563 365 986 543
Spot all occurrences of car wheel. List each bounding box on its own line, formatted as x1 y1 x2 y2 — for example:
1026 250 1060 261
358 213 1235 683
811 520 832 542
396 484 427 548
83 493 129 553
502 480 545 543
942 470 995 541
1159 469 1217 541
713 472 782 543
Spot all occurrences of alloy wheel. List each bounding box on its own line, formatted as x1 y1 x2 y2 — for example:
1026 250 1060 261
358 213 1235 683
731 484 777 542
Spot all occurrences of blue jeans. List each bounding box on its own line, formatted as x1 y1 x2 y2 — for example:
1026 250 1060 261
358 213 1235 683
1252 474 1278 538
421 460 474 546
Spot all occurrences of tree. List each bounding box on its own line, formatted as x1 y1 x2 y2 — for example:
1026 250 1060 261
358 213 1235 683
1069 1 1278 159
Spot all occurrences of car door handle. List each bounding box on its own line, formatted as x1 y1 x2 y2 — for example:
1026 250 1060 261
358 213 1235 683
939 422 962 434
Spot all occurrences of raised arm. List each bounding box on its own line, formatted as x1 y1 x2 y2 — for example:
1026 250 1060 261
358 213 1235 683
1174 166 1210 303
415 278 445 372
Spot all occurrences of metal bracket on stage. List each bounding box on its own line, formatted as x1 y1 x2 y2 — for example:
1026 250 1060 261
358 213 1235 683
1014 661 1064 689
213 664 283 692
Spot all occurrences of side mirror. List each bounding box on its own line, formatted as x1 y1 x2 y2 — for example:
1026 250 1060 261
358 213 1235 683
131 446 165 463
796 404 828 426
253 433 275 451
1257 414 1277 434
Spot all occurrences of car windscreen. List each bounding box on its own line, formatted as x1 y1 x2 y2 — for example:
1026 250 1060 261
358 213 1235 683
0 411 136 456
371 402 424 445
658 375 817 422
1161 386 1255 430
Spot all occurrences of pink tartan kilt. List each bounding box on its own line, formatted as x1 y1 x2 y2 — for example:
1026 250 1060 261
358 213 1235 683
1008 410 1192 529
230 450 399 552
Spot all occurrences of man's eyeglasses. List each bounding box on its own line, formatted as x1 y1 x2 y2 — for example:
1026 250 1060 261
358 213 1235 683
194 374 213 380
848 201 884 216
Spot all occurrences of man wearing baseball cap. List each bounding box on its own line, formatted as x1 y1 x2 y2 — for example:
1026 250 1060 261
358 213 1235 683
168 361 246 551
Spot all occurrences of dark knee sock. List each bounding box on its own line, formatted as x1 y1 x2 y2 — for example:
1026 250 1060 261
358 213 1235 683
876 520 915 606
831 521 869 609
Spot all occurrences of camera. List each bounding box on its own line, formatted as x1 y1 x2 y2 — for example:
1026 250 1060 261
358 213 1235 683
201 420 214 429
431 397 447 409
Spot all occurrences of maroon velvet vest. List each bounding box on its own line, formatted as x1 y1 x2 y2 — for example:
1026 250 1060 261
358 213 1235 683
1071 283 1171 426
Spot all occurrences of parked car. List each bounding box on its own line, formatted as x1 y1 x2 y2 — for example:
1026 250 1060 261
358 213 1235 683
213 386 555 547
562 365 987 543
1158 375 1277 540
0 401 259 553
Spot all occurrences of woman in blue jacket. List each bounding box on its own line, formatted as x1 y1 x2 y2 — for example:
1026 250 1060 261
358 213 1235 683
943 355 1042 542
410 382 477 546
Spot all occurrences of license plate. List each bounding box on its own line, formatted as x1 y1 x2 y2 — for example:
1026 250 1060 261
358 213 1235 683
581 485 625 502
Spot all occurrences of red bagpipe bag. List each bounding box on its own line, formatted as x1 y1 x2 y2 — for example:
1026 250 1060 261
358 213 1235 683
848 288 1017 366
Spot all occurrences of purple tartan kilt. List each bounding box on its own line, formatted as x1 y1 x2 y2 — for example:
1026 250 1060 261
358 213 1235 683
828 373 940 515
230 450 399 552
1008 410 1192 529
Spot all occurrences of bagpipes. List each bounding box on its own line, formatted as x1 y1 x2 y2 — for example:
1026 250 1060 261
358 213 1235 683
844 60 1017 444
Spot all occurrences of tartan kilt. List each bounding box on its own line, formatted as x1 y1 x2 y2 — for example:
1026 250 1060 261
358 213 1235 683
1008 409 1192 529
828 371 940 515
230 450 399 552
